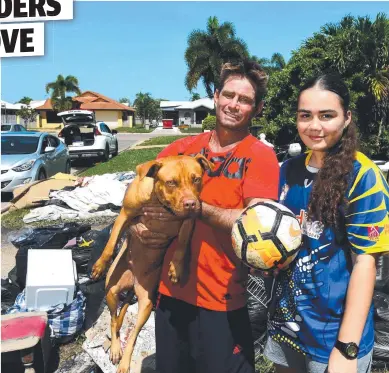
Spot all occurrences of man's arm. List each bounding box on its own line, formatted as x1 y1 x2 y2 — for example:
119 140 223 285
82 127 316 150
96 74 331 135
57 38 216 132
200 197 273 233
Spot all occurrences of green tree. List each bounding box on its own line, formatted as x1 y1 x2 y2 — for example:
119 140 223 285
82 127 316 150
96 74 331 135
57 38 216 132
251 53 287 75
119 97 131 105
45 75 81 112
19 105 38 127
185 16 249 98
190 93 201 101
17 96 32 105
260 13 389 157
134 92 162 125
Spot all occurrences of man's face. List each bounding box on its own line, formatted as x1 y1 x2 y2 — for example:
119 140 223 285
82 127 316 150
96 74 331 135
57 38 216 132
214 76 262 131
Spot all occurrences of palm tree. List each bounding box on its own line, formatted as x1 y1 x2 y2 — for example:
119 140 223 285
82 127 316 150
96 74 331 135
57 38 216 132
251 53 286 74
185 16 249 98
45 75 81 112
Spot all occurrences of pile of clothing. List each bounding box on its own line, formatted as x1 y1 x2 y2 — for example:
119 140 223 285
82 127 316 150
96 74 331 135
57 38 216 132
7 171 136 223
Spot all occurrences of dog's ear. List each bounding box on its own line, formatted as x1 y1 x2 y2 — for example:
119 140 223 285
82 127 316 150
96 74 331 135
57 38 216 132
195 154 214 172
136 160 162 180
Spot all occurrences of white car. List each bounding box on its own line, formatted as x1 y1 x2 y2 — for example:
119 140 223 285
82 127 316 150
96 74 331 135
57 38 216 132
57 110 118 162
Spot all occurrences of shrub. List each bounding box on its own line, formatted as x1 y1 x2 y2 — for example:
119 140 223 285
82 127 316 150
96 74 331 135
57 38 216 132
202 114 216 131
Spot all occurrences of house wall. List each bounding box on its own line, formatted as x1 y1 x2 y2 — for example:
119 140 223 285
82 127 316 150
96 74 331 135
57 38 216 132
95 110 120 128
178 110 193 125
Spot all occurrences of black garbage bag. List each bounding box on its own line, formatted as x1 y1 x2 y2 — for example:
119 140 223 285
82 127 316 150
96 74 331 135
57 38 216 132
374 320 389 362
86 223 126 278
246 274 268 359
247 293 268 341
373 291 389 362
376 255 389 294
10 222 91 251
1 278 21 314
10 222 91 289
374 291 389 322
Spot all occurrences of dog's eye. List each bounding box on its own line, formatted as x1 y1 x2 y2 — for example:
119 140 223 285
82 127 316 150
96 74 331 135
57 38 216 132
193 177 202 184
166 180 176 187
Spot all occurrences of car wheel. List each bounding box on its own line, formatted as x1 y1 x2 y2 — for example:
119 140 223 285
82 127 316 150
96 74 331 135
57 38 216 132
65 160 71 174
38 169 46 180
102 145 110 162
112 140 119 157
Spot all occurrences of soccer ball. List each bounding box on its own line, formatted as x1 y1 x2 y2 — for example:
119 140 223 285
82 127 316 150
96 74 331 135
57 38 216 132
231 201 302 271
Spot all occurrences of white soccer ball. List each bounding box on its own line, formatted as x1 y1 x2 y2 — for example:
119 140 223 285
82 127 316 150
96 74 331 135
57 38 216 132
231 201 302 271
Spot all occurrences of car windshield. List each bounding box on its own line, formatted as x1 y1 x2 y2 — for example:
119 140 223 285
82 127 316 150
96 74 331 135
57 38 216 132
1 125 11 131
1 136 39 155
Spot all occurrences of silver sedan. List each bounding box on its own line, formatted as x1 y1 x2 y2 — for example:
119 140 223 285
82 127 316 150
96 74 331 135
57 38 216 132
1 132 71 193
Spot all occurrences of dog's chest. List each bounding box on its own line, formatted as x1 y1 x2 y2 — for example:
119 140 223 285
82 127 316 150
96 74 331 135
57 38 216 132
141 216 183 237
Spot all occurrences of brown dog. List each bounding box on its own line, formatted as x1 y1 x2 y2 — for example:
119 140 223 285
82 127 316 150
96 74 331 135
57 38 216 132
91 154 213 373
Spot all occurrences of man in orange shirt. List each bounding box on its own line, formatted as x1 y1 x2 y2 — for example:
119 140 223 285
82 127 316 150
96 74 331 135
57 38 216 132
131 60 280 373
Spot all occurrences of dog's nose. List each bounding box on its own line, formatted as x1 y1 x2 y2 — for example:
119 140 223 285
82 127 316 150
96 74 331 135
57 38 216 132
183 199 196 210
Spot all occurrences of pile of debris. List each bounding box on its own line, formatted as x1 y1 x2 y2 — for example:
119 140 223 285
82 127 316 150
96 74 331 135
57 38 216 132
7 171 136 223
1 221 129 372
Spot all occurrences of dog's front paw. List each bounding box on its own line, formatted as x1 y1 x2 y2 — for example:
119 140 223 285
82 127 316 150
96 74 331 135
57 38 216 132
117 358 131 373
168 260 182 284
110 338 123 365
91 258 108 280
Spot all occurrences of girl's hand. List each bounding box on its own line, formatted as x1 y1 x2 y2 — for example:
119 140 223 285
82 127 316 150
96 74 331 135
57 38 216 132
328 347 357 373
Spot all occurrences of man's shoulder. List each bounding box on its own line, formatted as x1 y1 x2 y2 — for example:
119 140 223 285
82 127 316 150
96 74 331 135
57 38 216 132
174 132 209 149
241 135 276 156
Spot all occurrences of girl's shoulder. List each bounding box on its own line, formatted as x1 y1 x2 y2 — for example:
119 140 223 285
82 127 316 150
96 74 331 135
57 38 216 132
352 151 384 179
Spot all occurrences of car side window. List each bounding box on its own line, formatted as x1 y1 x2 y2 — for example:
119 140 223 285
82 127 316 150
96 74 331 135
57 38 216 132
14 125 20 132
49 136 60 148
101 123 111 133
41 137 49 153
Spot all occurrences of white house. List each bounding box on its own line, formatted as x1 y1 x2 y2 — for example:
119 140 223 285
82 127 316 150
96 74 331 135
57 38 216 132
160 98 214 127
1 100 47 126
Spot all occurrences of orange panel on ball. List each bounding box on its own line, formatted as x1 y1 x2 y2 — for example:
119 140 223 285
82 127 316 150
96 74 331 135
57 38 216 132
249 239 282 268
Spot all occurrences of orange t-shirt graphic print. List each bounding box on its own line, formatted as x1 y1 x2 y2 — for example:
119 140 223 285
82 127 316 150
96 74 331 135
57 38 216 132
157 131 279 311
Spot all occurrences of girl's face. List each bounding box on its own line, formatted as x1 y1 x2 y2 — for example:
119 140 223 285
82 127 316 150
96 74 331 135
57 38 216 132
297 86 351 152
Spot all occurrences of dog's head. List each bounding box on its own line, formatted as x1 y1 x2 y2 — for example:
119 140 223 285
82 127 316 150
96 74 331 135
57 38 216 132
136 154 214 217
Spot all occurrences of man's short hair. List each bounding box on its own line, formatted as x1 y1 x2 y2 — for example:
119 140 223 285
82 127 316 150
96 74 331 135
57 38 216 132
218 60 268 106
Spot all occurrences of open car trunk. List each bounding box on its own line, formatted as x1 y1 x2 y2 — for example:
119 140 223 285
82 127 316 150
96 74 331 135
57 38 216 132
61 124 96 146
57 110 96 147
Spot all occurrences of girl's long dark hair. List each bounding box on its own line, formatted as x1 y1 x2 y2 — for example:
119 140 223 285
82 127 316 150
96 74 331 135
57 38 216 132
299 74 359 227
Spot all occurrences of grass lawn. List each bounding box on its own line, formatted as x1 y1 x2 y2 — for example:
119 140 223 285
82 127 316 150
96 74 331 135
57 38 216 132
2 208 32 229
141 135 189 146
116 127 153 133
80 148 161 177
180 128 203 134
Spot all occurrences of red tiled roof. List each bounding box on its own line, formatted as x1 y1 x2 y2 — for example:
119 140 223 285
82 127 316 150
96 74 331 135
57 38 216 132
35 91 135 112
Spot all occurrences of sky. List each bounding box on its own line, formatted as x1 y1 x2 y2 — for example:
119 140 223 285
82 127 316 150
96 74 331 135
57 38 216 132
1 1 388 104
